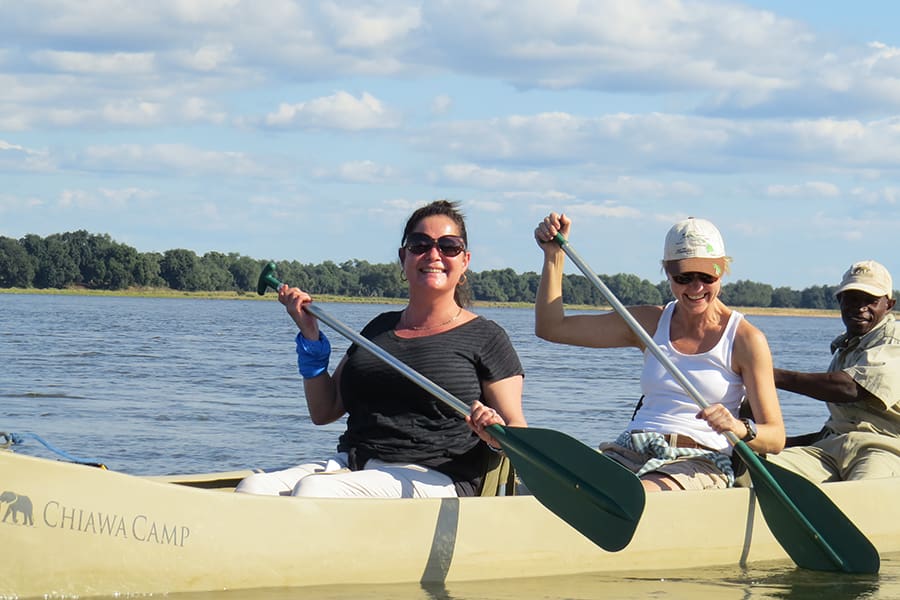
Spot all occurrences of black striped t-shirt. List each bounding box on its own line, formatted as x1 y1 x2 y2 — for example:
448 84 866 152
337 311 523 494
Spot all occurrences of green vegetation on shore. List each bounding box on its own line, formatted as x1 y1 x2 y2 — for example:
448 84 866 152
0 230 864 312
0 285 840 318
0 231 880 314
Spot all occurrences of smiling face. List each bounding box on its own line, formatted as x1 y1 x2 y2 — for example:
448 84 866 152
668 270 721 311
399 214 470 294
838 290 896 337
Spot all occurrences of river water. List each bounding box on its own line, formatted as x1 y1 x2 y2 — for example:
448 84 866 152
1 293 897 599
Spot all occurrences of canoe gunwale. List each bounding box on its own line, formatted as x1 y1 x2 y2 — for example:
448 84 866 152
1 451 897 598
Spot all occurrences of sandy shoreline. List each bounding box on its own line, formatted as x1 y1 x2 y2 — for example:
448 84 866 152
0 287 841 318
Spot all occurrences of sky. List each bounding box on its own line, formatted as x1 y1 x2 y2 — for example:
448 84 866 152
3 1 900 291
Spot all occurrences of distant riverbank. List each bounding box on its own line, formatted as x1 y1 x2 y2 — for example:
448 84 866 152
0 286 841 318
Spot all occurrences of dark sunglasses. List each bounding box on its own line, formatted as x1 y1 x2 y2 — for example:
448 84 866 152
404 233 466 257
671 272 719 285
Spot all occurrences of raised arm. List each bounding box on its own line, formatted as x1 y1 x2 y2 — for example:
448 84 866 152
533 211 658 350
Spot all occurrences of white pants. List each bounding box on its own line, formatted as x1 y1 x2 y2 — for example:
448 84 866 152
234 452 458 498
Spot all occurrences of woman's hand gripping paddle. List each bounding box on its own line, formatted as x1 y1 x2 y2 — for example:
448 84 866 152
550 235 879 573
257 262 645 552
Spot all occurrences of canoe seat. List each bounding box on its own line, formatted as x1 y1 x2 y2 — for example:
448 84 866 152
479 452 517 497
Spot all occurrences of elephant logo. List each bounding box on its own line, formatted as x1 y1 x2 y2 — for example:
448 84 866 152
0 490 34 526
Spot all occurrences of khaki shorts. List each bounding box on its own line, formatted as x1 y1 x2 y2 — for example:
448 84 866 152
768 431 900 482
600 443 730 491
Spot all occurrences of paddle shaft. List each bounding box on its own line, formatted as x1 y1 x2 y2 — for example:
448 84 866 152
552 233 848 572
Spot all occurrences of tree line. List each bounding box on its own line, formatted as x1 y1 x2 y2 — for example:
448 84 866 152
0 230 847 309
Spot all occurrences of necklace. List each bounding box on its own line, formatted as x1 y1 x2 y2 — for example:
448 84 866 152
402 306 463 331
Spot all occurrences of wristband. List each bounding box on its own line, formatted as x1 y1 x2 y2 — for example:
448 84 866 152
295 331 331 379
740 418 758 442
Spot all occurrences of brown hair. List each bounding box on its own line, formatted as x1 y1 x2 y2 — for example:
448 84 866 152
401 200 472 307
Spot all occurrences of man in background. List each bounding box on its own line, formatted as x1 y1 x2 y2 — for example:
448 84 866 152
769 260 900 481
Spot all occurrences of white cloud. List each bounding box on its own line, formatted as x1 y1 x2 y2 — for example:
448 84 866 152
263 91 400 130
431 94 453 115
424 112 900 173
0 90 227 129
175 44 235 72
320 2 422 49
180 97 227 123
570 201 642 219
57 187 156 211
248 194 286 207
100 100 164 126
170 0 244 24
56 185 157 212
99 187 157 206
0 139 54 171
32 50 156 75
313 160 399 183
439 163 548 189
765 182 841 198
0 140 27 152
575 175 703 199
3 0 900 136
467 199 508 212
861 41 900 75
75 143 268 176
58 189 98 209
421 1 810 96
0 193 45 212
850 185 900 205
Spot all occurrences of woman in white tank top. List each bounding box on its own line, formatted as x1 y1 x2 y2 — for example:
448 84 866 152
534 214 785 492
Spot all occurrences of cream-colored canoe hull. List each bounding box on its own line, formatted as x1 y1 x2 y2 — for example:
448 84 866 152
1 450 898 598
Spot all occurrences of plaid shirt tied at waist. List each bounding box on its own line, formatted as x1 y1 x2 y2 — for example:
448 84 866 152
615 430 736 487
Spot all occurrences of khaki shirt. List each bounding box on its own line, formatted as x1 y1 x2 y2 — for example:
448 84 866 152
825 313 900 438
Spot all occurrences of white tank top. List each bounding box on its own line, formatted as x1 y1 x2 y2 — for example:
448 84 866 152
631 301 746 453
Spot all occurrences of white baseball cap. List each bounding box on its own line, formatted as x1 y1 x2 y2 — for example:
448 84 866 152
663 217 729 277
834 260 894 299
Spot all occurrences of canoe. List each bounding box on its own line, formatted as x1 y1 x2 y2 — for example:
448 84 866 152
2 449 899 598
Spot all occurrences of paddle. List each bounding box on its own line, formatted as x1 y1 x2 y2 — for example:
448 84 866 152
550 233 880 573
257 262 645 552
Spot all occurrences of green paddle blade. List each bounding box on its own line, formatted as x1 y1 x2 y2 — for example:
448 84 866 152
492 426 645 552
739 448 880 574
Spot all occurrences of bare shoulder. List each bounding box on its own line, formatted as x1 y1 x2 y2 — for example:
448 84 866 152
735 317 772 354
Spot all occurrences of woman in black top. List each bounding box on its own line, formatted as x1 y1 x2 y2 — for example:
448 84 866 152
236 200 526 497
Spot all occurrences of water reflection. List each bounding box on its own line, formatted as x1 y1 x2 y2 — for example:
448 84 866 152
161 555 896 600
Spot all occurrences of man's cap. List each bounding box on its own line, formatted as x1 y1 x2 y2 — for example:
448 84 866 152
834 260 894 299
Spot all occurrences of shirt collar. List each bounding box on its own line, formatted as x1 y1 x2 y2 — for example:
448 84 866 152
831 313 894 354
